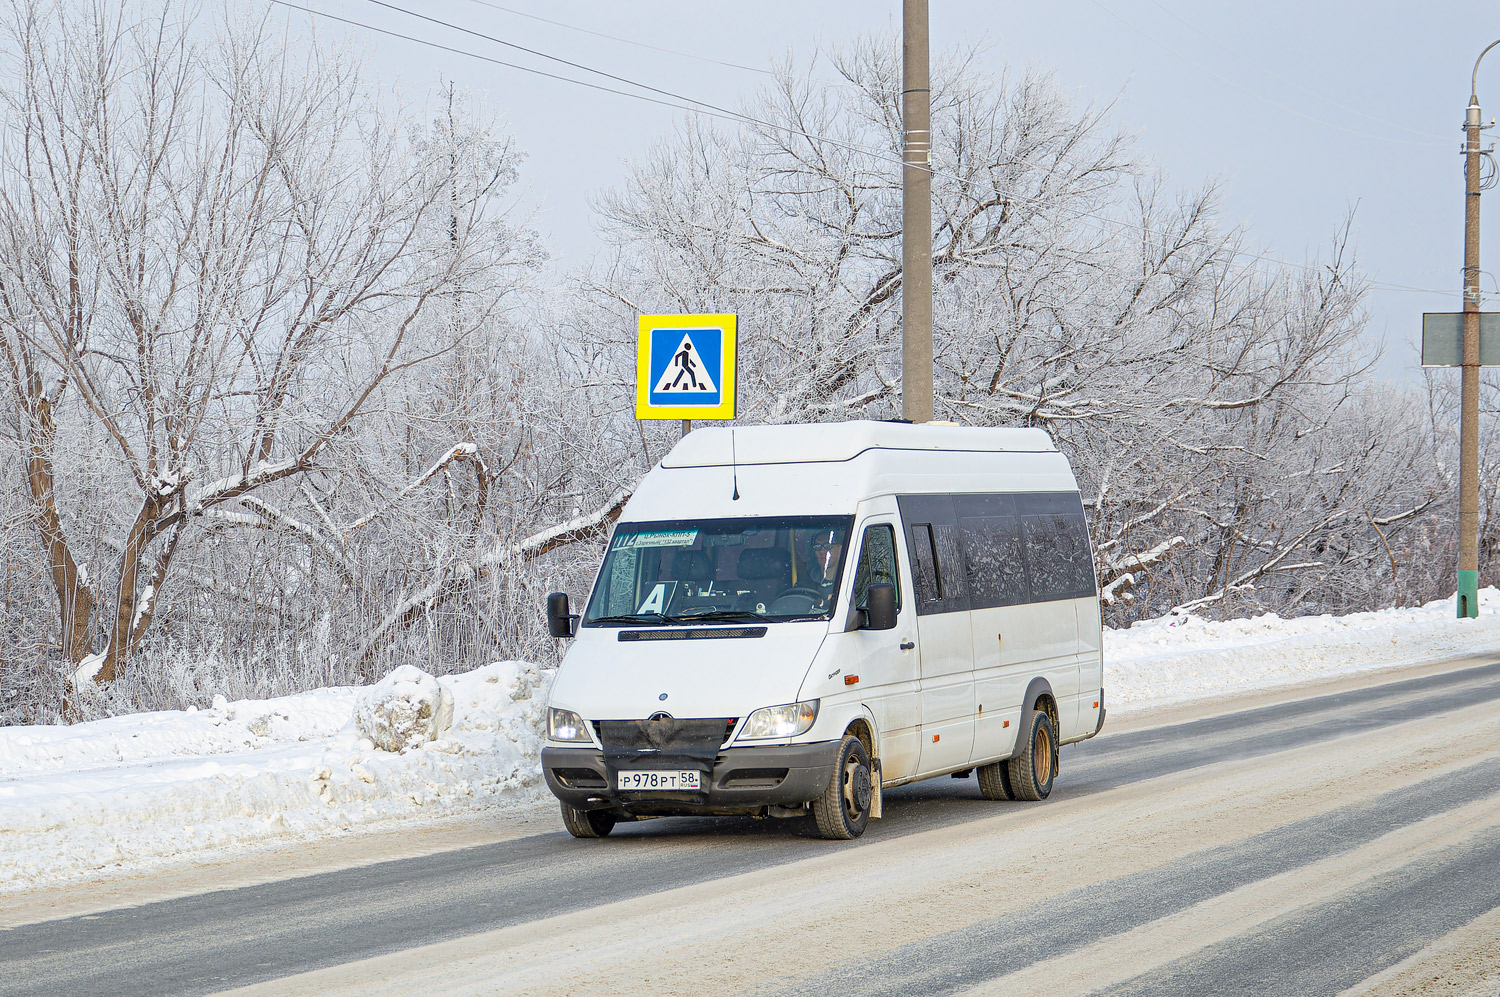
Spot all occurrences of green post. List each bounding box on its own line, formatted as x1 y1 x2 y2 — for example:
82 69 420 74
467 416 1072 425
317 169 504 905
1458 569 1480 618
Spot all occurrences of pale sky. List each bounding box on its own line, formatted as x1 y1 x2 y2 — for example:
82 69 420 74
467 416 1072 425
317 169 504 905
278 1 1498 383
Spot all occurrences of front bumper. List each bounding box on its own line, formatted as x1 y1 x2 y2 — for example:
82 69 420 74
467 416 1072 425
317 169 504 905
542 740 842 815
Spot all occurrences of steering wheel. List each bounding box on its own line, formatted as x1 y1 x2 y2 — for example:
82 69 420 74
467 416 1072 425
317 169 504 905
767 587 830 614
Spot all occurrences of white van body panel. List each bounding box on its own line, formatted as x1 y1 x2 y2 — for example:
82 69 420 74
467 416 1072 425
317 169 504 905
1075 598 1105 736
793 499 924 781
637 424 1075 522
549 623 827 724
913 610 976 775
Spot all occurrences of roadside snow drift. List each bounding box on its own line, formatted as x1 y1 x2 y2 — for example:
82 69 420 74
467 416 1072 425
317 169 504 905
0 661 551 892
4 590 1500 893
354 665 456 752
1105 587 1500 711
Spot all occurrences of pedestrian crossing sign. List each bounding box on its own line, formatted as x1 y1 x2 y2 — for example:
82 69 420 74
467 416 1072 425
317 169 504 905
635 313 737 420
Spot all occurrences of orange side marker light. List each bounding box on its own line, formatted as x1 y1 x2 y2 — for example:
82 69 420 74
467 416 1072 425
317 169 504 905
932 734 941 743
1002 720 1010 728
845 675 859 686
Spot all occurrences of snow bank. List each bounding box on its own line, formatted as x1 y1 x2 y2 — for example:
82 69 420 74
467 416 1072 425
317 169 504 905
5 590 1500 894
0 661 551 893
1105 588 1500 711
353 665 455 752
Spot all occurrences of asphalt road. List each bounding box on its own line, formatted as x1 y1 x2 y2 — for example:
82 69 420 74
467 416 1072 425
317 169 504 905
5 660 1500 996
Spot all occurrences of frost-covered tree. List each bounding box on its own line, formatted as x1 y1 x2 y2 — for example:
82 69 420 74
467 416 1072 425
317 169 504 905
584 36 1445 622
0 2 529 698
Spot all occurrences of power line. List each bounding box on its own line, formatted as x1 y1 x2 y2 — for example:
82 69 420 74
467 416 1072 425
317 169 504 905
360 0 1456 294
453 0 864 92
270 0 1459 300
365 0 766 120
454 0 780 79
267 1 758 122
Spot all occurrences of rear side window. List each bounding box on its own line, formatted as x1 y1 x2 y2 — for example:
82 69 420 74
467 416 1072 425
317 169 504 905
852 524 902 611
1021 513 1095 601
902 491 1092 612
960 516 1029 608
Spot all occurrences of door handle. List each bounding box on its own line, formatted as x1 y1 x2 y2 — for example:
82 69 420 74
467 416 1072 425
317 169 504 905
900 640 915 650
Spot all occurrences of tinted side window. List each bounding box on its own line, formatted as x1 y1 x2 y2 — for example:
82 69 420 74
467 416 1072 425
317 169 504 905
853 524 901 611
932 523 970 609
909 524 941 606
1021 513 1095 601
960 516 1030 608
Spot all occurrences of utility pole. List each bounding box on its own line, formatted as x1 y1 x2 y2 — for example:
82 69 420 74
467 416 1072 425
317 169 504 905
901 0 933 424
1459 92 1482 618
1459 41 1499 618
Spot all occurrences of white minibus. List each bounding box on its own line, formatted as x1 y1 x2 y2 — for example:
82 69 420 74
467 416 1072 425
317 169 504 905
541 421 1105 839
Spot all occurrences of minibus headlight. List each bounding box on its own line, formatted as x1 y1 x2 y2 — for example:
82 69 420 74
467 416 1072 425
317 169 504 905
740 700 819 740
548 707 592 743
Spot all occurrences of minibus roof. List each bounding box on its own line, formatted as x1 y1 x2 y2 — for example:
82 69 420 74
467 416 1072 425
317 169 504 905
660 421 1056 468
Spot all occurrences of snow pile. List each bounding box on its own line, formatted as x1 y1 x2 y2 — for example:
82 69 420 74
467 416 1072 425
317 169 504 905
0 661 551 893
353 665 455 752
6 590 1500 894
1105 588 1500 710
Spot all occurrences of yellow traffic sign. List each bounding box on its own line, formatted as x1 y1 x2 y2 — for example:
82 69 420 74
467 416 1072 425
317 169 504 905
635 314 737 420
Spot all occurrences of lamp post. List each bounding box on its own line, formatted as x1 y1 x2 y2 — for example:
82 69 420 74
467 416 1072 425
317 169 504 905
1458 41 1500 618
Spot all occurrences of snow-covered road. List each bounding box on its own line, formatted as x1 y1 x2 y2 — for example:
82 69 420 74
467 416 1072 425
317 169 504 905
4 590 1500 894
8 656 1500 997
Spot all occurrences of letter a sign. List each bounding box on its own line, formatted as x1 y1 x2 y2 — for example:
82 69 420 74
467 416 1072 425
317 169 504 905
635 314 737 421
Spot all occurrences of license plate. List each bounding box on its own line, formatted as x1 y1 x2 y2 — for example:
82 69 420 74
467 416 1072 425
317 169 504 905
617 769 701 791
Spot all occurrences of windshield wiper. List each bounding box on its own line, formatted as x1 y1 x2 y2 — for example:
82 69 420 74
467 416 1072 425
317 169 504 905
586 612 672 626
675 609 778 623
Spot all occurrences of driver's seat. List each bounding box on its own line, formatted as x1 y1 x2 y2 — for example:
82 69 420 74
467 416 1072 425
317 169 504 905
735 547 790 607
674 549 715 595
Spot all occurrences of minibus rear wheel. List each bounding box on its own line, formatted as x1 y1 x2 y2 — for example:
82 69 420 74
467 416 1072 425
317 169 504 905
560 802 616 838
1006 711 1056 802
976 759 1015 801
811 734 873 840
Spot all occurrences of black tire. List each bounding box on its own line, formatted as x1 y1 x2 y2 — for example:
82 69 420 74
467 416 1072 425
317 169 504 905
811 734 874 840
1006 710 1057 802
560 802 616 838
977 758 1014 800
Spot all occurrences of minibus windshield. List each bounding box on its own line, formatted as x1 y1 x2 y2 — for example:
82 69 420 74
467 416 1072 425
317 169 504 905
582 516 854 626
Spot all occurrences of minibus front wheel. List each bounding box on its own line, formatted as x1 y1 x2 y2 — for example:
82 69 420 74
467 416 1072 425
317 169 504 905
560 802 616 838
811 734 873 840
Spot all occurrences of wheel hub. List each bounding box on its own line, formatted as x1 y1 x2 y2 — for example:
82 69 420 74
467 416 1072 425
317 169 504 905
846 758 872 813
1035 727 1052 783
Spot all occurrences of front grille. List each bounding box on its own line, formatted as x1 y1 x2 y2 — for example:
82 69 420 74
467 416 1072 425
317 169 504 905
618 627 767 641
597 717 729 797
593 718 739 749
597 717 731 755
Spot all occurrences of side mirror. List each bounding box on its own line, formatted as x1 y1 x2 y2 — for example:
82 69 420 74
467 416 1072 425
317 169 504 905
863 583 897 631
546 592 577 638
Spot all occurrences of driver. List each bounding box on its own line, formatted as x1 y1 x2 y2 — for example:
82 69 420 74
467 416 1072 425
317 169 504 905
810 532 844 608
